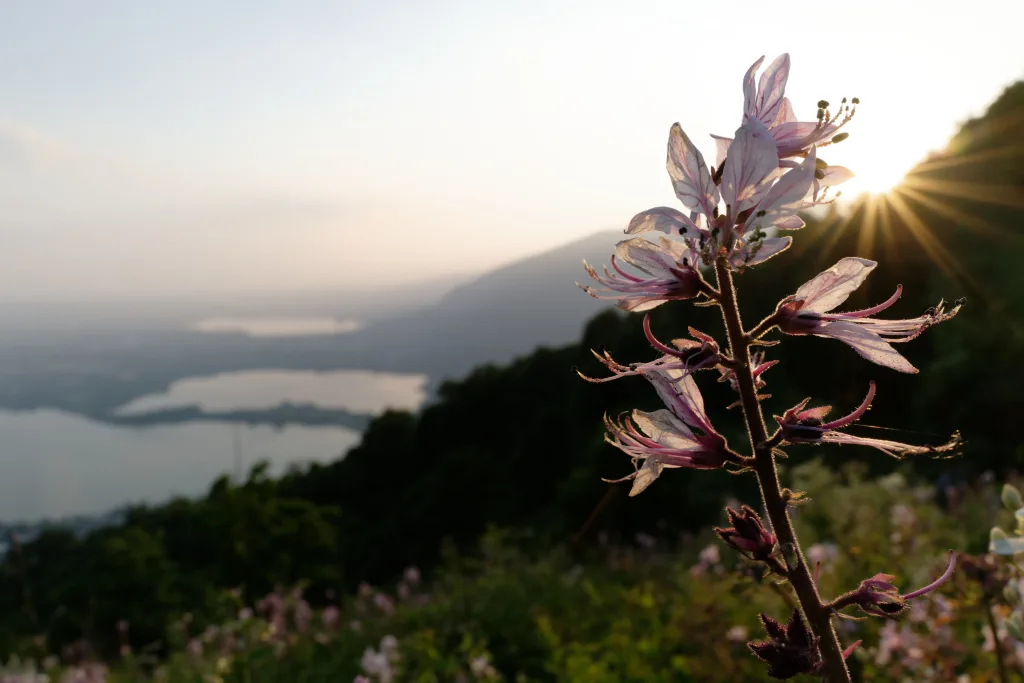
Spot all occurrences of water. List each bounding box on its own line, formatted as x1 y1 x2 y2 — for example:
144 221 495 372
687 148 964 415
0 410 361 522
117 369 428 415
190 316 363 337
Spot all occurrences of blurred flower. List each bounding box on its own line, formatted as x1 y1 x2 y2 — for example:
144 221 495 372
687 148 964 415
727 625 749 643
469 654 497 679
373 593 395 615
403 566 421 585
806 543 839 570
774 257 962 373
322 606 340 630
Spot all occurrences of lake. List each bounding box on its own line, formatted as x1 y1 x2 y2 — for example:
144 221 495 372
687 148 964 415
0 368 430 522
117 369 428 415
0 410 361 522
190 316 363 337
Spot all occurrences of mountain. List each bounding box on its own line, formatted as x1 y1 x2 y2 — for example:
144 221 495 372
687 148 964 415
342 230 624 380
0 231 626 415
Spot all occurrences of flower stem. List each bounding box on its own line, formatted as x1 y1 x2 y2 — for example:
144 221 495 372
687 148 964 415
985 596 1010 683
714 257 852 683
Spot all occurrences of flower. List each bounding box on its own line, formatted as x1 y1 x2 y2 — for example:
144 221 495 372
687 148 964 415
715 505 777 562
603 368 734 495
578 317 720 383
627 118 816 270
831 551 956 619
579 237 707 311
713 54 856 178
774 257 962 373
776 381 962 458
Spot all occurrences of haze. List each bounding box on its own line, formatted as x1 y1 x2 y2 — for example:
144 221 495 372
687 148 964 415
0 0 1021 302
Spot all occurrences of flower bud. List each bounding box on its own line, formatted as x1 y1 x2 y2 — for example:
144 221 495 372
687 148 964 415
1002 484 1023 510
715 506 777 562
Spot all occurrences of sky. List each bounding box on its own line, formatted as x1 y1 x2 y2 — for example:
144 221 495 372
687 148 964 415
0 0 1022 302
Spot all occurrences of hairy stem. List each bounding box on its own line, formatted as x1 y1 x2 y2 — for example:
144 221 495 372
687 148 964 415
985 597 1010 683
714 257 852 683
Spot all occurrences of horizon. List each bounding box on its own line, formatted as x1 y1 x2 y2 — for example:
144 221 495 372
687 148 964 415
1 1 1022 302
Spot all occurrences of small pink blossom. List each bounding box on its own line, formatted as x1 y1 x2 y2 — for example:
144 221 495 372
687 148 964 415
777 382 962 458
774 257 962 373
579 237 707 311
603 368 737 495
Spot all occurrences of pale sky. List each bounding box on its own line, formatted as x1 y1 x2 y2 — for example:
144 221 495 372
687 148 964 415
0 0 1021 301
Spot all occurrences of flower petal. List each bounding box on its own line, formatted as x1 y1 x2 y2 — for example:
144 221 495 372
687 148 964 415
751 54 790 125
632 408 696 447
820 165 855 187
775 215 805 230
614 238 678 278
742 56 766 117
711 134 732 168
745 147 817 231
819 320 918 373
629 458 665 497
627 207 702 237
667 124 720 218
794 257 877 314
732 236 792 268
722 119 779 216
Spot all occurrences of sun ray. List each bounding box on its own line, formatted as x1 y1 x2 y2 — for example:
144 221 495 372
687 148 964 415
912 145 1024 173
884 191 987 298
856 194 880 257
902 175 1024 210
898 185 1022 243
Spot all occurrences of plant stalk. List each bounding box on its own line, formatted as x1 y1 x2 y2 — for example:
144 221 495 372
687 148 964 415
714 257 852 683
985 597 1010 683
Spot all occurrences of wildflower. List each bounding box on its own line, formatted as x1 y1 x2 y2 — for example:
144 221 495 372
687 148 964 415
715 505 777 563
626 118 815 270
727 625 750 643
830 551 956 619
579 237 708 311
773 257 962 373
469 654 497 679
322 605 340 630
603 368 737 495
403 566 421 585
578 318 720 384
713 54 857 173
776 381 962 458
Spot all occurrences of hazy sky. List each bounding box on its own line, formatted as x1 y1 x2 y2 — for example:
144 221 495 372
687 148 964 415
0 0 1021 301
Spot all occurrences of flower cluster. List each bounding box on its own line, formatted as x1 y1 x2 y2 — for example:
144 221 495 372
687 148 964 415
580 52 962 681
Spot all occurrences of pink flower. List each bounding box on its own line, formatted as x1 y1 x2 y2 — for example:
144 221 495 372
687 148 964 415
578 317 720 384
776 382 962 458
713 54 857 176
830 552 956 619
627 118 815 270
579 237 707 311
321 605 340 630
774 257 962 373
603 368 737 496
